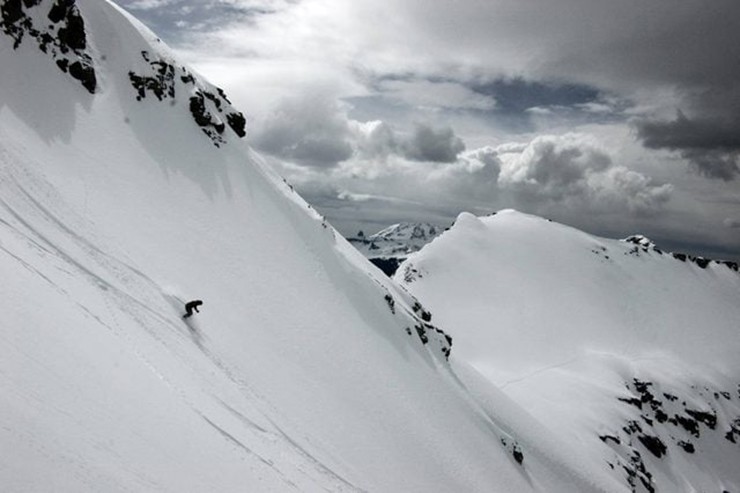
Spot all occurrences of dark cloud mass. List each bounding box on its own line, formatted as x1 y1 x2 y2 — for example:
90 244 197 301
471 78 606 130
724 218 740 229
349 0 740 183
253 93 354 167
254 94 466 166
637 112 740 151
636 112 740 180
472 79 600 114
402 124 465 163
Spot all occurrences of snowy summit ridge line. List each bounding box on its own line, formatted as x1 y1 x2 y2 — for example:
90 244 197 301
622 234 739 272
397 209 740 492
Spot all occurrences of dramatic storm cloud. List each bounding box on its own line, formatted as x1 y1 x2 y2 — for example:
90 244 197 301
252 92 466 167
402 124 465 163
636 112 740 181
252 91 354 167
118 0 740 260
497 134 672 213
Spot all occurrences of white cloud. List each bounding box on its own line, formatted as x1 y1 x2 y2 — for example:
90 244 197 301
401 124 466 163
251 92 468 167
251 90 355 167
496 133 672 213
498 134 611 198
125 0 175 9
274 127 671 229
336 191 373 202
525 107 553 116
591 167 673 214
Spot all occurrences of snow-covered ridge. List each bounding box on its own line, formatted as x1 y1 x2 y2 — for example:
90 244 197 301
622 234 739 272
397 209 740 492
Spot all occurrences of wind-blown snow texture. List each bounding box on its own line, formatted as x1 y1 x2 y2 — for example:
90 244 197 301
397 210 740 493
0 2 631 492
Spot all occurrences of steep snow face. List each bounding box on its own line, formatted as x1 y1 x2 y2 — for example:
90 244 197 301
0 3 628 492
397 210 740 492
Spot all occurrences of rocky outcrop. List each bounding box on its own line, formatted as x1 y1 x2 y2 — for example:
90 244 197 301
381 289 452 360
128 50 246 147
0 1 246 146
0 0 96 93
603 377 740 492
622 235 739 272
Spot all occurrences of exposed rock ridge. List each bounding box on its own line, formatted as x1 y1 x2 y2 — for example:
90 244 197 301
602 377 740 492
0 0 96 93
128 50 246 147
380 288 452 360
623 235 739 272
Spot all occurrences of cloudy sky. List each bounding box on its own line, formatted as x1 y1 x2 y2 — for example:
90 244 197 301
118 0 740 260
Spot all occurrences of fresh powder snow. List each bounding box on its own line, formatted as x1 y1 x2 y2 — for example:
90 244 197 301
397 209 740 492
0 1 635 492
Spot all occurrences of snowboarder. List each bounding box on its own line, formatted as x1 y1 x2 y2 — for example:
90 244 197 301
183 299 203 318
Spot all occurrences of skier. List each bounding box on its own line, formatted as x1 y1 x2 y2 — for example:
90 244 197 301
183 299 203 318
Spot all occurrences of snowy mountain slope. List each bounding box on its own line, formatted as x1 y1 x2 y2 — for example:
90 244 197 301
348 222 443 275
396 210 740 492
350 222 442 258
0 2 631 491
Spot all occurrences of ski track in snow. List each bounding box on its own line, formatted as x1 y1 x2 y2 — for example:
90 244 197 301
0 150 362 492
498 356 581 390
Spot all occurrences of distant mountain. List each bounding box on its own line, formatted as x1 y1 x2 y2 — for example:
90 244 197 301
396 210 740 493
348 222 443 275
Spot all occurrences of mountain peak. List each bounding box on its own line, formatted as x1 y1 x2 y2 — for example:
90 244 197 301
0 0 246 147
370 221 441 242
396 211 740 492
623 234 657 250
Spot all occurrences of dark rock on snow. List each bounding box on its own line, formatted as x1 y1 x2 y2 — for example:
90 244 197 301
0 0 96 93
